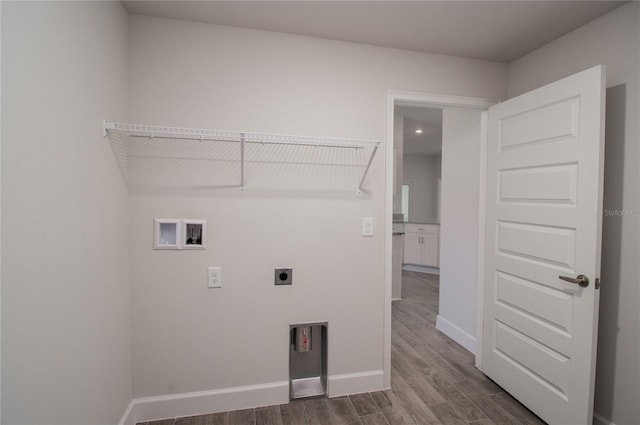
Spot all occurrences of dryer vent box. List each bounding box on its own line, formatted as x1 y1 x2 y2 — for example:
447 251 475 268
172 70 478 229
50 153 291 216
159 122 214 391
275 268 293 285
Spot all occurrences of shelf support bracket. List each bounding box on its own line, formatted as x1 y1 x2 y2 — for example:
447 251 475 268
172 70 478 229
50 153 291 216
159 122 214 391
103 120 116 137
357 145 378 194
240 132 245 190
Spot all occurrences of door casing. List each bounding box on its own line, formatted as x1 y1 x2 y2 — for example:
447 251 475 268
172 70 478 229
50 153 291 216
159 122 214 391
383 91 497 388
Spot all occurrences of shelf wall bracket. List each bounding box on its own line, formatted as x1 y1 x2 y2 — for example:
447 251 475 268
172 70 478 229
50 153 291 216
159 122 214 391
240 132 245 191
357 145 378 194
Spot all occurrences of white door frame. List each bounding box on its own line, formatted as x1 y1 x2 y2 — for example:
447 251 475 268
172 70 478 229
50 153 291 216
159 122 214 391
383 90 497 388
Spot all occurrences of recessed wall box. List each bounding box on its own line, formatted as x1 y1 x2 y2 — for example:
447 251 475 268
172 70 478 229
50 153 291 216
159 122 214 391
182 219 207 249
275 267 293 285
154 219 181 250
289 322 327 399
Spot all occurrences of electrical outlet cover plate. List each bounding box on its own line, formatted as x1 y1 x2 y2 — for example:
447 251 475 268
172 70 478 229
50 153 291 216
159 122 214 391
275 267 293 285
208 266 222 288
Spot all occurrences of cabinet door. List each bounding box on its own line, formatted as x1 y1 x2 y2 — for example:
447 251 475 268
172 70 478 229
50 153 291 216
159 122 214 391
403 233 423 265
422 233 439 267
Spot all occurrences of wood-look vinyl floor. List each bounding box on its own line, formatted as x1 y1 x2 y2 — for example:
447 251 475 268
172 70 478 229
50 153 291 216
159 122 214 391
138 271 545 425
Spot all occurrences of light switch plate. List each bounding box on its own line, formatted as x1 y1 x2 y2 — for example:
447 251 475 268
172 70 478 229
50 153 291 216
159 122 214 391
362 217 374 237
208 266 222 288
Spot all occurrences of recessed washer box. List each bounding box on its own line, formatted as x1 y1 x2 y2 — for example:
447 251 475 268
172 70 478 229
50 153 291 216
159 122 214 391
275 267 293 285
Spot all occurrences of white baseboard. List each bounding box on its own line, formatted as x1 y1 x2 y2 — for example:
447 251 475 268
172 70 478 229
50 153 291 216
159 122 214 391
593 412 616 425
436 315 476 354
119 400 135 425
328 370 385 397
402 264 440 275
127 381 288 424
121 370 384 424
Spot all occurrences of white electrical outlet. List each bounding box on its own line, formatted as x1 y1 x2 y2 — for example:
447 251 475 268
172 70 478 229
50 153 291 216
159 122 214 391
208 266 222 288
362 217 374 236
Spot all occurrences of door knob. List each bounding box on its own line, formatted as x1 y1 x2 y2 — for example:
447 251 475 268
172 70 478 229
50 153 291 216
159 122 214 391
558 274 589 288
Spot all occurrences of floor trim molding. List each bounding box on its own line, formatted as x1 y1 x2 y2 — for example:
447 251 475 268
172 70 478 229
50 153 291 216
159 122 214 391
119 400 135 425
126 381 289 424
402 264 440 275
328 370 385 397
120 370 384 424
436 315 476 354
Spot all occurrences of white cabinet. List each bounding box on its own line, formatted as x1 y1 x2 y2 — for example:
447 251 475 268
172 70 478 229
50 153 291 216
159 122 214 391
403 224 439 267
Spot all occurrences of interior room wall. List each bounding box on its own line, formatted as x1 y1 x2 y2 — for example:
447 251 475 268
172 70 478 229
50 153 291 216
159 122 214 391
437 109 482 353
1 2 132 425
433 155 442 220
393 115 404 214
507 3 640 424
402 155 440 223
127 14 507 402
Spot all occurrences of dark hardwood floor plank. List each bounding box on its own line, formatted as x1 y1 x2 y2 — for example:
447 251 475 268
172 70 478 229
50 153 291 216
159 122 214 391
370 390 415 425
349 393 380 416
203 409 255 425
147 420 176 425
429 403 467 425
279 400 309 425
391 345 446 406
359 413 389 425
490 393 546 425
424 379 488 423
256 406 284 425
175 415 204 425
453 382 520 425
389 366 441 425
304 397 360 425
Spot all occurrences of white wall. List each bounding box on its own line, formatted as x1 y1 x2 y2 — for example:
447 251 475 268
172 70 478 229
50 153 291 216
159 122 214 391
508 3 640 424
127 14 507 403
402 155 440 223
1 2 132 424
437 109 482 353
393 115 404 214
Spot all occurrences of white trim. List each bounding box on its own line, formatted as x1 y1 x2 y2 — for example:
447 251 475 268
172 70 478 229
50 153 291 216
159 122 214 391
0 2 3 420
391 90 499 110
119 371 384 424
436 315 477 354
384 92 395 389
593 412 616 425
130 381 288 424
118 400 136 425
475 111 489 369
402 264 440 275
384 90 496 389
327 370 385 397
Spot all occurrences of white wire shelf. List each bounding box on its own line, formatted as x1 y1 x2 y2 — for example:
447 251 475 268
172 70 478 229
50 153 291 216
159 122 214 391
103 121 383 193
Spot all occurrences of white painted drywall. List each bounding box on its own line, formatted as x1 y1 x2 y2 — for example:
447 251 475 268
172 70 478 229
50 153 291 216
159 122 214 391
402 155 440 223
437 109 482 352
393 115 404 214
507 3 640 423
127 14 507 400
1 2 132 424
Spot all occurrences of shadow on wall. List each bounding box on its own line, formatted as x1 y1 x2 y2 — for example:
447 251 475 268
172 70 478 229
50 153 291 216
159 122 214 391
594 84 625 419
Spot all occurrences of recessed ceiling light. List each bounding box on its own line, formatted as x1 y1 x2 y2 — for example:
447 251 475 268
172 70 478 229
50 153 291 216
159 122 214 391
415 129 423 134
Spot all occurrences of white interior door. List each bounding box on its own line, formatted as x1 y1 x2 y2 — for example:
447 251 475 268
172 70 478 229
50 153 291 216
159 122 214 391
482 65 605 425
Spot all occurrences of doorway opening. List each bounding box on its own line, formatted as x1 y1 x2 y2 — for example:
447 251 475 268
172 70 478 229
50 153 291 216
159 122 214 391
384 91 495 391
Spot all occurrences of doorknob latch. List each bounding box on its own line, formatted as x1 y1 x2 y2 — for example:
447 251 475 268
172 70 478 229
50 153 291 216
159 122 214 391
558 274 589 288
